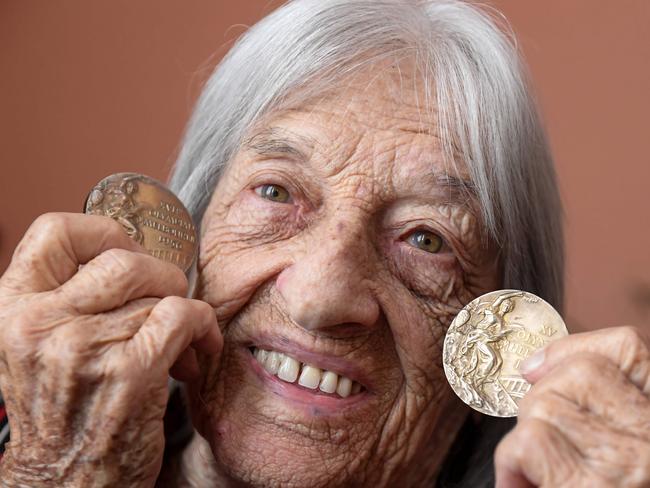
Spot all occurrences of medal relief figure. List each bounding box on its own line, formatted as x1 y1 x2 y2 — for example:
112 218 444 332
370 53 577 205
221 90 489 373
456 291 524 410
86 176 145 245
444 289 565 417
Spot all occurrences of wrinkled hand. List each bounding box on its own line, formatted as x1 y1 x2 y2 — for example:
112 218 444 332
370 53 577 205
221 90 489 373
495 326 650 487
0 213 221 487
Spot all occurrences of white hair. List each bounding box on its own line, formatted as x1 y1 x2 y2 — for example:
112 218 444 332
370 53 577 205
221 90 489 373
170 0 563 310
168 1 564 482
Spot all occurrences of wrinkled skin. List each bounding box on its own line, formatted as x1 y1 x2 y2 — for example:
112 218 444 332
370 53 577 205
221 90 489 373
184 64 498 486
496 327 650 488
0 215 222 486
0 60 648 488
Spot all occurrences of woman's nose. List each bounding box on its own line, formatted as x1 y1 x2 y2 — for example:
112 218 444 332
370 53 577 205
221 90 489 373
276 221 380 333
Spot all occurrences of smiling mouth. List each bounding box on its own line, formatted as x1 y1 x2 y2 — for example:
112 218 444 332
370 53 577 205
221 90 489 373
249 347 364 398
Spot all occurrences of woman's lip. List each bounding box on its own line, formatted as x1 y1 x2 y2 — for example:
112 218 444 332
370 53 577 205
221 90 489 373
243 348 370 411
242 336 375 391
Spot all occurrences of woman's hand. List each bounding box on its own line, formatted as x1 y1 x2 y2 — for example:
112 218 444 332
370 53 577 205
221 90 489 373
495 326 650 487
0 213 221 487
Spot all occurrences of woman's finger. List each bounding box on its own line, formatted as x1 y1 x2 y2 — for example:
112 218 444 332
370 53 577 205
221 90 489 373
83 297 160 344
495 461 535 488
495 418 581 488
521 326 650 393
509 353 650 487
58 248 188 314
135 296 221 374
170 347 201 382
519 352 650 428
1 213 146 294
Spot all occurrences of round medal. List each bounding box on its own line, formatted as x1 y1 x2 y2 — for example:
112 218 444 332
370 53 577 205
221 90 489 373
84 173 197 274
443 290 568 417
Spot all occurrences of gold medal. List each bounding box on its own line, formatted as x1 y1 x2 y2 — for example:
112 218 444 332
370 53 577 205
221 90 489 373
84 173 197 274
443 290 568 417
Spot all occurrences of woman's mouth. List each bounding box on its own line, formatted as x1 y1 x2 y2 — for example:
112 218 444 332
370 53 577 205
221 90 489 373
248 346 365 400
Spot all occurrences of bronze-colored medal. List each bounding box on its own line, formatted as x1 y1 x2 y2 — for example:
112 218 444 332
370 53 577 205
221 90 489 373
443 290 568 417
84 173 197 274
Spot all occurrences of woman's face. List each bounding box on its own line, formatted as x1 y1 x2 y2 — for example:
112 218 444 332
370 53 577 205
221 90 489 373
192 64 499 486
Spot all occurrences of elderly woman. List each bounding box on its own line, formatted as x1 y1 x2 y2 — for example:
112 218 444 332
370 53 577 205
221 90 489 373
0 1 648 486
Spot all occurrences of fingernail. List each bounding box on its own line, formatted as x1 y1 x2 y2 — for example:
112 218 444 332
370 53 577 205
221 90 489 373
520 349 545 374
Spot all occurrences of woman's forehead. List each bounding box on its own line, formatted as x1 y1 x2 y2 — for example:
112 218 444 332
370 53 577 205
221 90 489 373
238 66 473 204
248 60 467 169
241 120 473 205
289 60 439 134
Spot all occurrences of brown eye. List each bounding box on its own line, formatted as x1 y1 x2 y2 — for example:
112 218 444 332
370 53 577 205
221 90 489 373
255 184 291 203
406 230 443 254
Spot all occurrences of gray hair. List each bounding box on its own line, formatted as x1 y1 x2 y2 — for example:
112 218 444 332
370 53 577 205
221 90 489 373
170 0 563 313
169 0 563 483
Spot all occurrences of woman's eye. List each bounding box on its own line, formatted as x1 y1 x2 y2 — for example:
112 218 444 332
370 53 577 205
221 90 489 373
406 229 443 254
255 184 291 203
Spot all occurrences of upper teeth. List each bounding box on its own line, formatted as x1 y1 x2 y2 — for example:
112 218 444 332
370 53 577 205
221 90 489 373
252 347 363 398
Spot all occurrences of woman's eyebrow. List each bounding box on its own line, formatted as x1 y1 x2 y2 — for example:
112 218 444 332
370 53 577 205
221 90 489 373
427 173 479 209
243 127 315 162
436 173 476 197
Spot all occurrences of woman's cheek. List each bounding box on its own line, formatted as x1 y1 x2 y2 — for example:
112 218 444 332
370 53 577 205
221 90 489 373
221 190 306 244
198 241 290 324
386 239 464 301
197 194 302 322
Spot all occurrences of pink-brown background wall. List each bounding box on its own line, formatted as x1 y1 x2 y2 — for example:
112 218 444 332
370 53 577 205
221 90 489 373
1 1 648 331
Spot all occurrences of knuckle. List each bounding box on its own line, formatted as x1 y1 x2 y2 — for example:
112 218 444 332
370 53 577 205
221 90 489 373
515 418 550 445
568 354 603 378
518 390 557 420
13 213 68 262
165 265 189 296
152 296 188 325
176 269 190 295
495 431 522 465
92 249 188 296
100 213 127 233
30 212 67 237
93 248 141 282
516 388 536 413
612 325 650 390
95 215 138 246
616 326 649 356
192 298 216 320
